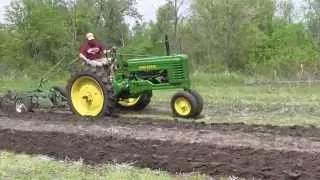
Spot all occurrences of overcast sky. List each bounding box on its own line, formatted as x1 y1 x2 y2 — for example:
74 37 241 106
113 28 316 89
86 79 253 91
0 0 305 24
0 0 10 22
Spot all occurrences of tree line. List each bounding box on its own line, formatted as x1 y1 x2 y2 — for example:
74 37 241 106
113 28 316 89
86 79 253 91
0 0 320 79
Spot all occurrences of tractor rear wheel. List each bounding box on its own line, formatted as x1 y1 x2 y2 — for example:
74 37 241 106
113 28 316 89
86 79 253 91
117 91 152 111
171 91 199 118
66 66 116 117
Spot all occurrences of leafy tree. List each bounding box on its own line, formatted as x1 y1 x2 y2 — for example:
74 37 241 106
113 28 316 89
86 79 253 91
276 0 295 24
267 23 319 76
1 0 320 80
6 0 72 64
304 0 320 46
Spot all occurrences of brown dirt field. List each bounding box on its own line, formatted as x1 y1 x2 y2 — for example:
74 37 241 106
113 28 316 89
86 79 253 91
0 110 319 180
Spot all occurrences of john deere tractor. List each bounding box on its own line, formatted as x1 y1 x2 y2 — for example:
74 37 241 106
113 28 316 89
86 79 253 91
66 38 203 119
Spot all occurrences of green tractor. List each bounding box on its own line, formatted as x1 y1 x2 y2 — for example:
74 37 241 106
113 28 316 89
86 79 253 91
66 38 203 119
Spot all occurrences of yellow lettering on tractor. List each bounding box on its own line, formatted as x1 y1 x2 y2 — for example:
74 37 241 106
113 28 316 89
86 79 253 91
138 65 157 71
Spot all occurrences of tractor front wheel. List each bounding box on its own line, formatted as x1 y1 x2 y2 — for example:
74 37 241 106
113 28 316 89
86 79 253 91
189 90 204 117
171 91 200 118
117 91 152 111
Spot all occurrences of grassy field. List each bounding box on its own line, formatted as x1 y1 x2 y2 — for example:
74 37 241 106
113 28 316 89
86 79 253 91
1 73 320 179
0 152 210 180
2 72 320 127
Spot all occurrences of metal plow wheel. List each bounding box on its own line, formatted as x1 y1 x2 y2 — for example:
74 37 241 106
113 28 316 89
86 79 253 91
14 97 32 113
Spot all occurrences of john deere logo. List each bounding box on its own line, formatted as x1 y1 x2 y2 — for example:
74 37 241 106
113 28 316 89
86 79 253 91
139 65 157 71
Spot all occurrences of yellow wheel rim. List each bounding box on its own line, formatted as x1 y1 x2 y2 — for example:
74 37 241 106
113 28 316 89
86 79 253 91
174 97 192 116
70 76 104 116
118 96 141 107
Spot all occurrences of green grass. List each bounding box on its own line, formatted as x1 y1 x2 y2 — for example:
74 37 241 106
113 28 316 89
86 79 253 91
152 72 320 106
0 151 209 180
2 72 320 127
151 73 320 127
1 73 316 179
3 76 320 110
0 79 65 93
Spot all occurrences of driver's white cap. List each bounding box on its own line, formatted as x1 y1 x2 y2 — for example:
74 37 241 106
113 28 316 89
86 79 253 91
86 33 95 40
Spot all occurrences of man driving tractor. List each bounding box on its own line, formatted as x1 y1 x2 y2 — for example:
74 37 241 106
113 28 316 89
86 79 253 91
79 32 112 67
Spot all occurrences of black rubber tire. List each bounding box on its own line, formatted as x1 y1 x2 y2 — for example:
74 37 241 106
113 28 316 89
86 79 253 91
171 91 198 118
116 91 152 111
66 65 116 117
189 90 204 117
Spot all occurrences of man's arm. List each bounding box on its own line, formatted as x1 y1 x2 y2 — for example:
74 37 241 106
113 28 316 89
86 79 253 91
79 53 89 62
98 41 113 55
79 43 89 62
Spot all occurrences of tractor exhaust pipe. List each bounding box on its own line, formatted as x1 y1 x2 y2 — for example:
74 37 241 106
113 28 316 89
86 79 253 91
165 34 170 56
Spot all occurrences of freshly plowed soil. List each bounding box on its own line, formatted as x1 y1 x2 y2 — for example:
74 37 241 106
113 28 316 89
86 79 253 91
0 110 319 180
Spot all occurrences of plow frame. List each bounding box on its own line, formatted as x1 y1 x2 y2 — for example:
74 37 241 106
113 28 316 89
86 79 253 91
0 85 68 113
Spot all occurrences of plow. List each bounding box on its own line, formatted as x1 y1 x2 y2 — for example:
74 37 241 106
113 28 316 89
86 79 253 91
0 36 204 119
0 81 68 114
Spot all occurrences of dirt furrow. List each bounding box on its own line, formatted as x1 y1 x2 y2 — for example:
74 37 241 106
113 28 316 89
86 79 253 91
2 110 320 138
0 111 319 179
0 116 319 153
0 129 319 180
